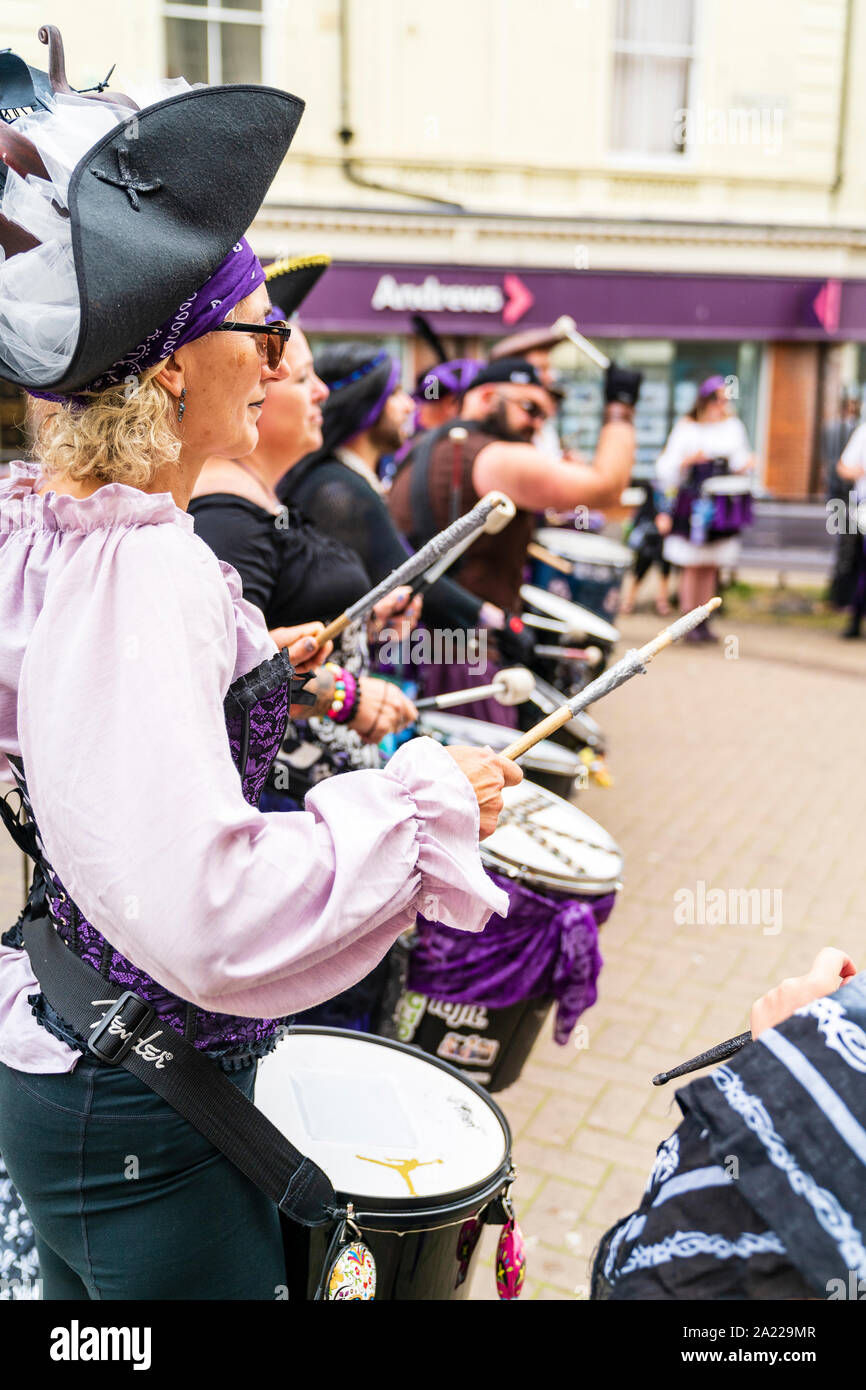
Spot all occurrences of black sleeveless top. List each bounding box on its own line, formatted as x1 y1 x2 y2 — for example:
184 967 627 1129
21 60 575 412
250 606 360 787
188 494 371 627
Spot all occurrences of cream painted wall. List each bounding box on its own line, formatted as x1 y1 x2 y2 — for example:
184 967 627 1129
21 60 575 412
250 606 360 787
6 0 865 274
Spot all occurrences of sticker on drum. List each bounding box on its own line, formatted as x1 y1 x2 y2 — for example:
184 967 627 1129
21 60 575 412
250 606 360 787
417 710 582 780
255 1029 510 1206
480 780 624 895
436 1032 500 1068
520 583 620 645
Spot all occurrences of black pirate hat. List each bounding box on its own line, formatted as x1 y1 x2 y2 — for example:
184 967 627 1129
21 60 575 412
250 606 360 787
0 30 304 395
0 51 52 121
265 253 331 319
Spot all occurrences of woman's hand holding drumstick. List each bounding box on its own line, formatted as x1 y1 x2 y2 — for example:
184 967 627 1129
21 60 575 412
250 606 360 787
749 948 857 1038
445 746 523 840
653 948 858 1085
269 621 334 673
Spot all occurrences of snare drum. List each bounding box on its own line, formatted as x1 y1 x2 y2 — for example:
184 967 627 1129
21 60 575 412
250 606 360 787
529 529 632 621
521 583 620 648
417 709 585 800
255 1027 517 1300
397 781 623 1091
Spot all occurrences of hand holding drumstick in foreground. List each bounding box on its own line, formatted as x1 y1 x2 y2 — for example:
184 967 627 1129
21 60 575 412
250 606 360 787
749 947 858 1039
654 946 859 1085
443 746 523 841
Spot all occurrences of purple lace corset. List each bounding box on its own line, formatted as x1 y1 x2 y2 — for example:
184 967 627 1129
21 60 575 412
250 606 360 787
6 650 294 1069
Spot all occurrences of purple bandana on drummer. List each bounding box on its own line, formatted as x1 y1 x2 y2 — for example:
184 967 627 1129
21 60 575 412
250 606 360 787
30 238 265 405
353 354 402 434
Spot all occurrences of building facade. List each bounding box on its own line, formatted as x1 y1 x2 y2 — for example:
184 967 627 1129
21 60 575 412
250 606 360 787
4 0 866 493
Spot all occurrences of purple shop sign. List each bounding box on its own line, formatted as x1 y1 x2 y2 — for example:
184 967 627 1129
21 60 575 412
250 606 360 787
298 262 866 342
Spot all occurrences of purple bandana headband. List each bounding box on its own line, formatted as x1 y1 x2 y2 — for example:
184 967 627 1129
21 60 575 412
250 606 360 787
30 239 265 407
352 354 402 435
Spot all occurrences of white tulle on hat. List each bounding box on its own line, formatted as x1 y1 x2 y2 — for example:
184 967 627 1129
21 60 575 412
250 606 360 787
0 81 191 387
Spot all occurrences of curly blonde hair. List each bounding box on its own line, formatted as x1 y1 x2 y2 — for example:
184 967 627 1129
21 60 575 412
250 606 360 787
29 361 181 489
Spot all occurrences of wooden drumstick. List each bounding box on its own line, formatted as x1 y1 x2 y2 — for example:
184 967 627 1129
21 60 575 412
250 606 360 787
316 491 516 645
502 598 721 761
526 541 573 576
652 1032 751 1086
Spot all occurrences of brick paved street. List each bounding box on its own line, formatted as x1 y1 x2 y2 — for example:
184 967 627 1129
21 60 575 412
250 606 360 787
467 613 866 1300
1 614 864 1302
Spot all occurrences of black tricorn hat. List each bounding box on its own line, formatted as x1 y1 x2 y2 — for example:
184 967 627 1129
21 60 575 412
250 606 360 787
0 32 304 394
265 253 331 319
0 50 52 120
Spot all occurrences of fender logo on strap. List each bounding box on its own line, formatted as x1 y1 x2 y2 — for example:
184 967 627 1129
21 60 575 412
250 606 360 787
90 999 174 1068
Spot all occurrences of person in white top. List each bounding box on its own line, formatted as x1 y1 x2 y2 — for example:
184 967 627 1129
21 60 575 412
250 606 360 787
655 377 756 640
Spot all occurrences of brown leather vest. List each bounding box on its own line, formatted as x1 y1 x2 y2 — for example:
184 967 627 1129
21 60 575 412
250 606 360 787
388 426 533 611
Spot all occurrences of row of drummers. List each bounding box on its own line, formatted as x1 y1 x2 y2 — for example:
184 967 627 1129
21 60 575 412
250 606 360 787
196 506 626 1096
187 276 756 1297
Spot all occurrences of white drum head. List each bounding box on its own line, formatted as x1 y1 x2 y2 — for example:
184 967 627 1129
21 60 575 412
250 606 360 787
255 1030 509 1203
534 528 632 569
481 780 623 894
701 475 753 496
521 584 620 645
418 710 582 777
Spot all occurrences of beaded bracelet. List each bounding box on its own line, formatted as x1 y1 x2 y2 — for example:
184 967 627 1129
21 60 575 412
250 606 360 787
324 662 360 724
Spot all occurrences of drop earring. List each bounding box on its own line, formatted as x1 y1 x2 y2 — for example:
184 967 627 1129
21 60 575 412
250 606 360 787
177 387 187 423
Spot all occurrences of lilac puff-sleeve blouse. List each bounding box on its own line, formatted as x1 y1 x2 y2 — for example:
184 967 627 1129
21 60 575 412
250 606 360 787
0 463 508 1073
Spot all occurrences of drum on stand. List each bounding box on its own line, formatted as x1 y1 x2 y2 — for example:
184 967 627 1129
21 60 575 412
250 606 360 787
529 529 632 622
255 1027 517 1300
395 781 624 1092
417 709 585 801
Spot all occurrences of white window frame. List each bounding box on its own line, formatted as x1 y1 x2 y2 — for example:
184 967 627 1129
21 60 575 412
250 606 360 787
163 3 268 86
607 0 703 170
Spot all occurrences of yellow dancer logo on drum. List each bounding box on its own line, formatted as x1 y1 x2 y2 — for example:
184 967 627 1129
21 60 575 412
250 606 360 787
355 1155 444 1195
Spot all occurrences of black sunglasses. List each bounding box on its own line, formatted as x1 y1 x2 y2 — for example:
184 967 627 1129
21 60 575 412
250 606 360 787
514 397 548 422
214 320 292 371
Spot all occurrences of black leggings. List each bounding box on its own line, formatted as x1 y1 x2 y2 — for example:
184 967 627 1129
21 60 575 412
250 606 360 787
0 1055 286 1299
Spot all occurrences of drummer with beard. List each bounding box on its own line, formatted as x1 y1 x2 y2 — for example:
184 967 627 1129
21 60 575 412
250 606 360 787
278 343 513 647
389 356 640 622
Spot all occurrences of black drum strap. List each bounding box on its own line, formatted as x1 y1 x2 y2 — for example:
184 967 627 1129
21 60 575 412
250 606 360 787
21 913 339 1229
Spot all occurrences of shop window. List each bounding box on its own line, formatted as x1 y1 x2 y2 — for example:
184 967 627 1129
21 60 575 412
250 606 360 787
505 337 761 484
610 0 697 157
164 2 264 86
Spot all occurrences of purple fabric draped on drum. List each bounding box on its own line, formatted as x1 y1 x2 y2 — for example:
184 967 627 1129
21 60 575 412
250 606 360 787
408 871 613 1044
